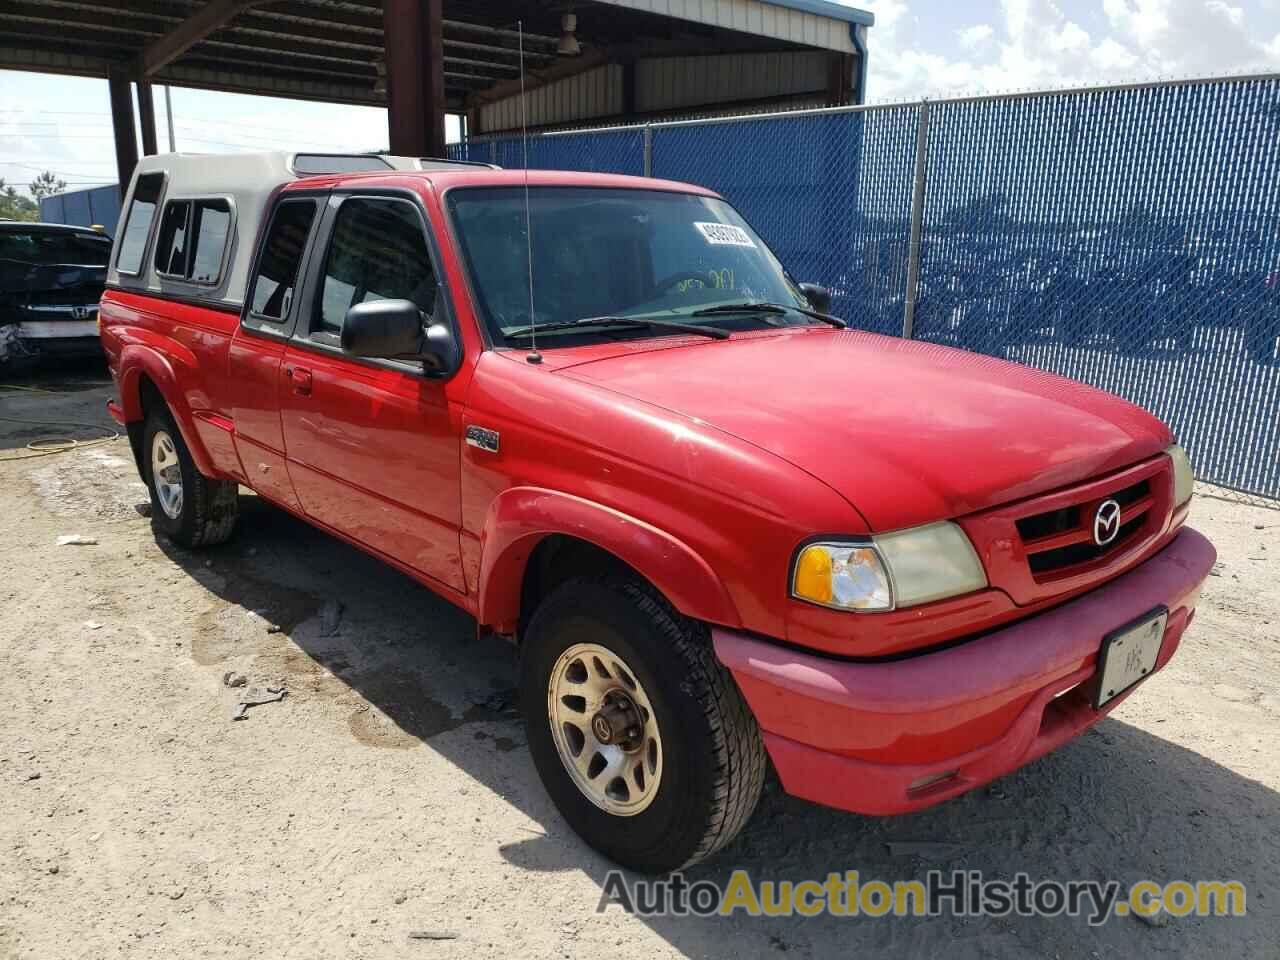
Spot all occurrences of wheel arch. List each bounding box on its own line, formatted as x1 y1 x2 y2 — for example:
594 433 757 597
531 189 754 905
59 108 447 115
476 487 742 637
117 344 218 476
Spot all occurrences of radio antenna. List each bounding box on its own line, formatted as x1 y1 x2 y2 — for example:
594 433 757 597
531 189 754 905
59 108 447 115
518 20 542 364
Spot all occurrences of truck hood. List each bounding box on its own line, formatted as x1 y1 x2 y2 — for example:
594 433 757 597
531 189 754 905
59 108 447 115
557 328 1173 531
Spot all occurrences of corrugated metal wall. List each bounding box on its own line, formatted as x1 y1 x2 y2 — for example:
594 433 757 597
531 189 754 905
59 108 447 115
636 51 827 112
479 65 624 133
600 0 857 53
478 51 833 132
37 185 122 236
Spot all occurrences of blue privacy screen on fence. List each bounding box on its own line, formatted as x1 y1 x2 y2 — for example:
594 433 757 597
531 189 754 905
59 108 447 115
652 109 919 337
911 79 1280 501
450 127 646 176
460 74 1280 500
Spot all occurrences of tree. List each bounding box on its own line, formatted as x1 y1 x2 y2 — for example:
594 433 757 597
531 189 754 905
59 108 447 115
28 170 67 202
0 179 39 222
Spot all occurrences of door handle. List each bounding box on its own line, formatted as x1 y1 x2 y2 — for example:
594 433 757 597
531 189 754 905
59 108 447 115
286 366 313 396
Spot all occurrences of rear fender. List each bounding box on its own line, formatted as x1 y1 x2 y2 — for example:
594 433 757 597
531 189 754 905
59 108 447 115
477 487 741 633
117 341 218 477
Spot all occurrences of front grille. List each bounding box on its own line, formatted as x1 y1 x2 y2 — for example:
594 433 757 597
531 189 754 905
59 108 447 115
1015 504 1080 542
1017 478 1153 579
1026 514 1144 574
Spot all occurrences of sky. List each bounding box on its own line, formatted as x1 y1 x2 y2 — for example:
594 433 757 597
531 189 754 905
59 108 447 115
1 0 1279 199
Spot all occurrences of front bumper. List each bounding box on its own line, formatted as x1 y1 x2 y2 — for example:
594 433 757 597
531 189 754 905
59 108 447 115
713 526 1215 816
2 320 102 361
15 319 100 339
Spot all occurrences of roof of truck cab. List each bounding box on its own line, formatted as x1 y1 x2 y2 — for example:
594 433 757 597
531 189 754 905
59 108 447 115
281 168 722 199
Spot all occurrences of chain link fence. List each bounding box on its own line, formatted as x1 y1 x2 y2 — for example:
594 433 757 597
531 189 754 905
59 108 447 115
451 73 1280 504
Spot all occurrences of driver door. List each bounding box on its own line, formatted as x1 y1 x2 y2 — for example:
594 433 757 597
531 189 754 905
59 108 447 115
278 192 465 592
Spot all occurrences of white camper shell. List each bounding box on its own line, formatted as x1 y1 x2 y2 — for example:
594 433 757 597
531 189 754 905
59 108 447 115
107 151 496 311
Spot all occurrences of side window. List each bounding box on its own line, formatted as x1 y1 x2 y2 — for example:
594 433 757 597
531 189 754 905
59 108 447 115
316 198 437 336
247 199 318 322
115 172 164 275
189 201 232 282
154 201 191 277
155 199 232 283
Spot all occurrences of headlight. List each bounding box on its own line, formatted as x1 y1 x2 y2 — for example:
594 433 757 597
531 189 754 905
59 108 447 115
791 522 987 612
792 542 892 610
1166 444 1194 506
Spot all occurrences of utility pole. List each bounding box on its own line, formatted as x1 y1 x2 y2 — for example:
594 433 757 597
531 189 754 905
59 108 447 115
164 86 176 152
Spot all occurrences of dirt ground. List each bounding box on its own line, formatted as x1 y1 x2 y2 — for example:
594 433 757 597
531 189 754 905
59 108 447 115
2 364 1278 959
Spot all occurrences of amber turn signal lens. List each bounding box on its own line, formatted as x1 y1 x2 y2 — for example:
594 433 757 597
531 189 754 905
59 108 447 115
792 542 893 610
793 544 834 604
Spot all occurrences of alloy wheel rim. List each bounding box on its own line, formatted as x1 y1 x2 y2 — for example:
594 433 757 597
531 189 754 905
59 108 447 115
150 430 184 520
547 642 663 816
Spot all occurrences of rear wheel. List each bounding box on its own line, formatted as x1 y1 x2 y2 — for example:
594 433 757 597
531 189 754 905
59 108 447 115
143 407 239 547
520 578 766 873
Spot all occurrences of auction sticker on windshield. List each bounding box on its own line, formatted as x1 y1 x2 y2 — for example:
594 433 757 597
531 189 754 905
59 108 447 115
695 222 756 247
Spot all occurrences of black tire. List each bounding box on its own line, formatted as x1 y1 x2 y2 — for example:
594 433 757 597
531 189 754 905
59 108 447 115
142 406 239 547
520 578 766 874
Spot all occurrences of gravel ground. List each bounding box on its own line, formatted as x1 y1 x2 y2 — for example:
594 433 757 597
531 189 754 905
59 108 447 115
1 366 1278 959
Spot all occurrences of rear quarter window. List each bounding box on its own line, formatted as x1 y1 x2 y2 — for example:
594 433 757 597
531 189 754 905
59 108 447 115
115 172 165 275
244 198 319 327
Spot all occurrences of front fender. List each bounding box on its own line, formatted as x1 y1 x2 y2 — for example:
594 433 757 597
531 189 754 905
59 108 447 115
117 341 218 477
476 486 742 633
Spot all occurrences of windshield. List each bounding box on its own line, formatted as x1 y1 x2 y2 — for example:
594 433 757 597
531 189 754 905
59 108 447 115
0 230 111 267
446 187 810 346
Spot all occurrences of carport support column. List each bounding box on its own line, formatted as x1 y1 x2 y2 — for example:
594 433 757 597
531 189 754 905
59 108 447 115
108 67 139 200
383 0 447 158
137 81 159 156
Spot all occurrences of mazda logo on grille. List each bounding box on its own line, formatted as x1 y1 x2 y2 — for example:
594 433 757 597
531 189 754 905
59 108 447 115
1093 499 1122 546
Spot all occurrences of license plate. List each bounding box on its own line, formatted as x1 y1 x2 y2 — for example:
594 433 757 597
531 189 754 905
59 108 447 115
1094 607 1168 709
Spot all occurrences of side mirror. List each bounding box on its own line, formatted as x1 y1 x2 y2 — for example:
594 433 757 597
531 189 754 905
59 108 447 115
341 298 459 375
797 282 832 314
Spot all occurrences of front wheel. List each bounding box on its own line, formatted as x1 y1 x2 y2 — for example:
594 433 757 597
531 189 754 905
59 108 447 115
143 407 239 547
520 579 766 873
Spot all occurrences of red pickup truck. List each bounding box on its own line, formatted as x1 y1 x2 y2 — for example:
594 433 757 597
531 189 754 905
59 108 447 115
101 151 1215 874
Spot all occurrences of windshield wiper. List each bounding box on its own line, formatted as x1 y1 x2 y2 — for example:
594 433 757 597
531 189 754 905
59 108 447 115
505 315 730 341
691 301 847 329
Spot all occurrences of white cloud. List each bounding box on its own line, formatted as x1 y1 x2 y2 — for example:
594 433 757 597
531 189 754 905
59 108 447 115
1205 0 1245 25
1047 20 1092 55
958 24 996 49
1098 0 1279 76
1090 37 1141 71
848 0 1280 101
1101 0 1170 47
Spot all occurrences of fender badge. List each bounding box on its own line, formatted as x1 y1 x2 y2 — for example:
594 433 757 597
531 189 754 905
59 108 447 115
465 425 500 453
